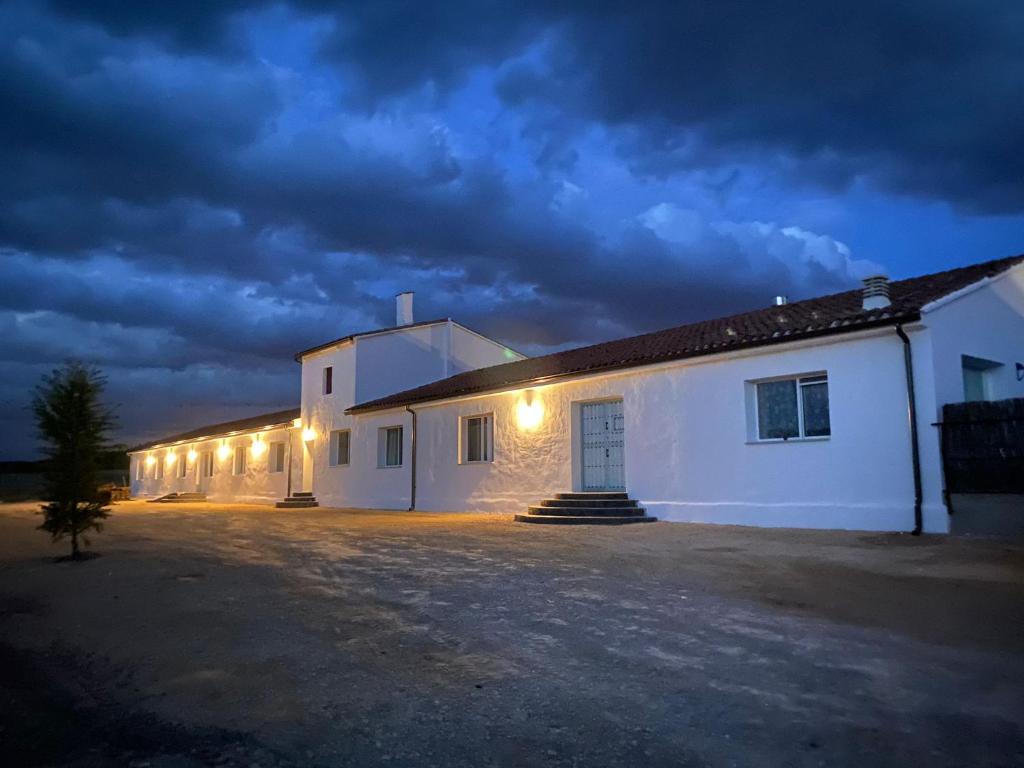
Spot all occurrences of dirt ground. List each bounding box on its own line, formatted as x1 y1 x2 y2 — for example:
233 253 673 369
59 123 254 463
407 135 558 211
1 501 1022 767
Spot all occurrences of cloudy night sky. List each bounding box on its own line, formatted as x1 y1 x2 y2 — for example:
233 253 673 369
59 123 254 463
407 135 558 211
2 1 1023 458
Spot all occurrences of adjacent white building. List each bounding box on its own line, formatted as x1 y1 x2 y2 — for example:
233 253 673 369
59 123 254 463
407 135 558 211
130 255 1024 533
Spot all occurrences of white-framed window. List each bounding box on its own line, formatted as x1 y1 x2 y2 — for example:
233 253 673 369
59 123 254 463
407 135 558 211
323 366 333 395
753 374 830 441
962 355 1001 402
377 426 403 468
154 455 164 480
201 451 214 478
460 413 493 463
269 441 286 473
176 454 188 478
233 445 246 475
136 459 145 481
329 429 351 467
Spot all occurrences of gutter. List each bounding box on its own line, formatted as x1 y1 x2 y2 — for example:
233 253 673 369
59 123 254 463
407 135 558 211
406 406 417 511
895 324 924 535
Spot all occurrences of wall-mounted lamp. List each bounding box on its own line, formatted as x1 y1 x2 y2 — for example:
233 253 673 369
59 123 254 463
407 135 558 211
515 391 544 431
302 427 317 442
217 443 232 461
166 452 177 465
145 454 156 466
251 437 267 457
292 418 302 428
187 448 198 463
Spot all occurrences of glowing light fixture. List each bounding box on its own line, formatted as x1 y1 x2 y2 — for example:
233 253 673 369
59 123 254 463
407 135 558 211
251 437 267 457
166 452 177 465
187 449 198 463
302 427 316 442
515 391 544 431
217 443 231 461
292 418 302 428
145 454 156 466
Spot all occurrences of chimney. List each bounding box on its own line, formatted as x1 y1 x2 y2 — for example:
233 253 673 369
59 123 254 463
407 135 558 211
774 295 788 306
396 291 414 326
861 275 891 310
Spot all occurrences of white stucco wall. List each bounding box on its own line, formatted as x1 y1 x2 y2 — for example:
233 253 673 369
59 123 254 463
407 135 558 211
391 328 926 531
129 423 300 503
912 265 1024 532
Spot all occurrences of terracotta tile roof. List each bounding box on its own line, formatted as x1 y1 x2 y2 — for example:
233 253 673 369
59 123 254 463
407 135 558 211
348 254 1023 414
130 407 300 452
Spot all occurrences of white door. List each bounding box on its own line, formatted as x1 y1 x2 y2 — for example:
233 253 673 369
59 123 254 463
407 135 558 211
580 399 625 491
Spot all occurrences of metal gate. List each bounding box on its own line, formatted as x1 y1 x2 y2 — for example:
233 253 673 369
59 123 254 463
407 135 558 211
940 398 1024 494
580 399 625 491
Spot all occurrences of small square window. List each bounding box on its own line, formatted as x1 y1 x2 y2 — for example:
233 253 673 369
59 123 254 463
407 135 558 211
378 426 403 467
233 445 246 475
961 355 1001 402
462 414 493 463
269 441 286 473
753 374 830 441
323 366 333 395
329 429 351 467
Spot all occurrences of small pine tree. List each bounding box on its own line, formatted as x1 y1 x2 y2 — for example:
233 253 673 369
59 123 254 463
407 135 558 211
32 362 115 560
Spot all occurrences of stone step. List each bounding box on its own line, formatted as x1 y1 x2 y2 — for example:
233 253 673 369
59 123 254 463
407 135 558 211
275 499 319 508
515 514 657 525
554 491 628 500
149 492 207 503
540 498 638 508
292 491 314 497
527 505 647 517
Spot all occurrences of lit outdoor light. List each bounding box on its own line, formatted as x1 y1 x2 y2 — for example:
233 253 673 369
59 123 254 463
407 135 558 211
187 448 198 463
217 443 231 461
166 452 177 465
302 427 316 442
516 391 544 431
145 454 156 466
292 418 302 428
251 437 267 457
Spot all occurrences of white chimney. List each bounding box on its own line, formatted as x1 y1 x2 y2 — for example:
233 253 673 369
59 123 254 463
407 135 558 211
861 275 891 310
774 295 788 306
396 291 414 326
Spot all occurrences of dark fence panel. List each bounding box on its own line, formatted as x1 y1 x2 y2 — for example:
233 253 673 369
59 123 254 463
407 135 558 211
941 398 1024 494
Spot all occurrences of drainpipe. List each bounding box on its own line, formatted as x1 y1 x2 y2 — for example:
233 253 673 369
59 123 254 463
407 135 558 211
895 324 923 535
285 427 293 498
406 406 417 511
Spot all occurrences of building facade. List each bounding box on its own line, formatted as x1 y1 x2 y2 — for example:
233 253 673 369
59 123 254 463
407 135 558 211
130 256 1024 532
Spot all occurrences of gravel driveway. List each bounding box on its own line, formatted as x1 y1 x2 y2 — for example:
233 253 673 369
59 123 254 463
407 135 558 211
1 501 1022 767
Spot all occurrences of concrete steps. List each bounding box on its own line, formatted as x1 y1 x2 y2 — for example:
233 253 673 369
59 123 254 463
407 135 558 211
517 491 656 525
148 492 207 503
276 492 319 509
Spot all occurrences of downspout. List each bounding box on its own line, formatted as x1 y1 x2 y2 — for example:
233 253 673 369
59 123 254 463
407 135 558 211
895 324 923 535
406 406 417 511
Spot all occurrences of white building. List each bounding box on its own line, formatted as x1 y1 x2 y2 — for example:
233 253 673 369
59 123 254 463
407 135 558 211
130 255 1024 533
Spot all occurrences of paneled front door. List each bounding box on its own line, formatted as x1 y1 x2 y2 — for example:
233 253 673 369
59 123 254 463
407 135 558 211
580 399 625 491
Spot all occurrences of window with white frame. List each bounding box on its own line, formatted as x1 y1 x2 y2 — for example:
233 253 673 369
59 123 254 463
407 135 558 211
154 455 164 480
136 458 145 481
323 366 333 395
176 453 188 478
201 451 214 478
961 355 1001 402
329 429 350 467
269 441 286 473
461 414 493 463
233 445 246 475
378 426 403 467
754 374 830 440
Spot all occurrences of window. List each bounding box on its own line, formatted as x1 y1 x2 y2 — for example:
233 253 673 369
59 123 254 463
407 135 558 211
378 426 403 467
269 441 286 473
154 455 164 480
201 451 214 478
233 445 246 475
962 355 1001 402
755 374 830 440
461 414 493 463
176 454 188 478
323 366 333 395
136 459 145 481
329 429 350 467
